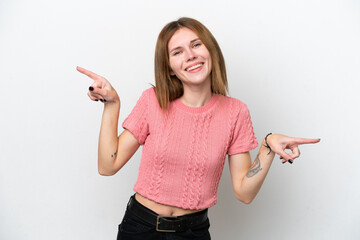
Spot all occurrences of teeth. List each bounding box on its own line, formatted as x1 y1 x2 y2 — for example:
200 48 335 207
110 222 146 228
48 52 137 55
186 63 203 71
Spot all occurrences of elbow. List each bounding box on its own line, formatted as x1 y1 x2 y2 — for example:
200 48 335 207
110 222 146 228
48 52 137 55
241 198 254 205
98 158 121 176
98 167 116 176
234 193 255 205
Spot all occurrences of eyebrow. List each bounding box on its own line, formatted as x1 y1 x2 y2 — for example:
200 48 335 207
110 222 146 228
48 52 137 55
169 38 201 53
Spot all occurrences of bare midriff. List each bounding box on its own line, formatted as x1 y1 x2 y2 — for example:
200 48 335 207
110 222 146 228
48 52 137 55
135 193 205 217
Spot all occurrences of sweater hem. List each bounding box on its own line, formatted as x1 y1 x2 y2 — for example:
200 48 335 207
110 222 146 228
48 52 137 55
133 187 217 210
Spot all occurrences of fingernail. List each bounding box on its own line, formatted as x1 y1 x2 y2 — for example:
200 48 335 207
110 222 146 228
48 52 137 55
89 86 94 91
103 99 106 102
100 99 103 102
288 159 293 164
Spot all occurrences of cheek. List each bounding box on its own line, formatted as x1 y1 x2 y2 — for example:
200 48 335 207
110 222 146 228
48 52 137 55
169 58 182 73
201 48 212 67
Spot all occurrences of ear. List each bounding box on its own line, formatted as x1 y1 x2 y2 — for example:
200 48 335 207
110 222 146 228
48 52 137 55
170 71 175 76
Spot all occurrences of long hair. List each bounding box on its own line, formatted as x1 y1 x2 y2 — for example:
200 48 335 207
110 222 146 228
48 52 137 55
154 17 228 109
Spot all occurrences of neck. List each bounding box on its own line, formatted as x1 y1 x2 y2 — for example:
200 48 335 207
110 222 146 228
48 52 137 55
180 86 212 108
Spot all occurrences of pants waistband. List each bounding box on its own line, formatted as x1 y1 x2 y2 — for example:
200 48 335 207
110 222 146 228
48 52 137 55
126 195 208 232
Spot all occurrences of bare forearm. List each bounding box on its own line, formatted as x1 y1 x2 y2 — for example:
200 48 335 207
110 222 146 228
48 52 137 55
98 100 120 174
238 140 275 203
77 67 141 175
231 133 320 204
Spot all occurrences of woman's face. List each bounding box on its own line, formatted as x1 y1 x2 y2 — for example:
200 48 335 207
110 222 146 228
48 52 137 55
168 28 212 90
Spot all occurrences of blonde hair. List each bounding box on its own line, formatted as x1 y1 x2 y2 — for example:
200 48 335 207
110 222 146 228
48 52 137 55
154 17 228 109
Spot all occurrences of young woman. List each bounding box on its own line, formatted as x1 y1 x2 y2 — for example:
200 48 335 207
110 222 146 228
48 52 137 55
77 17 320 240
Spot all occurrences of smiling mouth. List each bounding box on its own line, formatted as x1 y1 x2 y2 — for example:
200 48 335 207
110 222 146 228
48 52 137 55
185 63 204 71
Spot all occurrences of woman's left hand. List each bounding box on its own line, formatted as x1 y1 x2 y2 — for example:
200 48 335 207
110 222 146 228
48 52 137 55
265 134 320 164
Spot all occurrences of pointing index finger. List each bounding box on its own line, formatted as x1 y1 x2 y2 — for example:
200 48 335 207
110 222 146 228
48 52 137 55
76 66 102 81
294 138 321 145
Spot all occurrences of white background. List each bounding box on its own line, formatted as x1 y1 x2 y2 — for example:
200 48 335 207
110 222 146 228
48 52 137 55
1 0 359 239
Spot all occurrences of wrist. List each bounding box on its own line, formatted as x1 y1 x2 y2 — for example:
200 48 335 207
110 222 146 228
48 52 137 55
103 98 120 112
263 133 273 155
104 96 120 105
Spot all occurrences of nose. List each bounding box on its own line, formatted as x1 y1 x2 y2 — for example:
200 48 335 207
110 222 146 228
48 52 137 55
185 49 196 62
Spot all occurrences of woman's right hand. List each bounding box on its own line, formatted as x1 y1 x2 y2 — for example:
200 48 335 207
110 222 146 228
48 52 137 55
77 66 120 104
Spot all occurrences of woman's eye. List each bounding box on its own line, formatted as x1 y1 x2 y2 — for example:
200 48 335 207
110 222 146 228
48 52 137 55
173 51 181 56
193 42 202 48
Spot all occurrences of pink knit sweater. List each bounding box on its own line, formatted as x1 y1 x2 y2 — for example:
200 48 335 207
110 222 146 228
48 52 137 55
123 88 258 210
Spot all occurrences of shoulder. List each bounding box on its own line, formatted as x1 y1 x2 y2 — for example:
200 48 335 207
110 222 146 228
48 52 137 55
138 87 163 111
141 87 156 98
217 94 248 112
137 87 157 104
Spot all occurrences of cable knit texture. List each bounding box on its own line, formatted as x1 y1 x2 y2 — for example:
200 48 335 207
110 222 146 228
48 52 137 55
123 88 258 210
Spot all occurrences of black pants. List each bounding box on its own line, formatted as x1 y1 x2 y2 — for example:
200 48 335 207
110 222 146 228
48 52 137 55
117 196 211 240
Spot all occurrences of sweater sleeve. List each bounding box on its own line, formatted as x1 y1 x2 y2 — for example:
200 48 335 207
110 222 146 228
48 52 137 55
122 89 151 145
227 102 258 155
